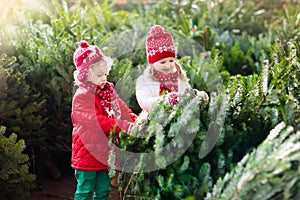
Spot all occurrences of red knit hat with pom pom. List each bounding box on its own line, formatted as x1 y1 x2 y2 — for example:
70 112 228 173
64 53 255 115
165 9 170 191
73 40 104 70
73 40 113 83
146 25 176 64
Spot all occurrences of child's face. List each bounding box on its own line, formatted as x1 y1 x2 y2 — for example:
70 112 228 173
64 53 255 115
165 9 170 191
87 60 109 88
152 57 176 74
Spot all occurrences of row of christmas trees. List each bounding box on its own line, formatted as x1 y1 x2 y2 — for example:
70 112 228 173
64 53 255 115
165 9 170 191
0 0 299 199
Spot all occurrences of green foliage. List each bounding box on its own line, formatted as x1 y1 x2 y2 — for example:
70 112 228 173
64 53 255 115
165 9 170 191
189 0 299 74
194 0 299 38
179 53 227 93
210 31 272 75
266 2 300 43
0 126 36 200
205 122 300 200
110 58 143 113
110 89 212 199
215 40 257 75
205 40 300 182
1 0 110 153
110 39 300 199
0 54 47 147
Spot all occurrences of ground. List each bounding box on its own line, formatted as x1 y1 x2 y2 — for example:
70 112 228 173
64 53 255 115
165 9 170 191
30 171 120 200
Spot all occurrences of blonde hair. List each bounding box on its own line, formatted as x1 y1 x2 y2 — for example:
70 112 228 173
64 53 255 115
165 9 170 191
146 61 189 82
90 59 112 73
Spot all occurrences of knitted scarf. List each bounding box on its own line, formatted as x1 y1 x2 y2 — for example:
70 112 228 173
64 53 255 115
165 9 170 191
95 82 121 119
153 69 178 95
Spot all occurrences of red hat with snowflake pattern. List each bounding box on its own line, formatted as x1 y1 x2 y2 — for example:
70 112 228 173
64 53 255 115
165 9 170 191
73 40 104 70
73 40 113 83
146 25 176 64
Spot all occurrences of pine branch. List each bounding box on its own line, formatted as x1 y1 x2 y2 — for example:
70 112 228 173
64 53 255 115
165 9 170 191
205 122 300 200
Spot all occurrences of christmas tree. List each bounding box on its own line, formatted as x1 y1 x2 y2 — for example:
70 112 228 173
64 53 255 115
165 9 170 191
0 126 36 200
205 122 300 200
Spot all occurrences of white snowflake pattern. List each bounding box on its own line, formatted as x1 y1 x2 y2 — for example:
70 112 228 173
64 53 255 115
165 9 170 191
105 107 115 118
147 46 175 57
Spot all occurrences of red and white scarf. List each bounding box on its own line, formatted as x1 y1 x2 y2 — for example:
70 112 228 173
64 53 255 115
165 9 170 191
95 82 121 119
153 70 178 95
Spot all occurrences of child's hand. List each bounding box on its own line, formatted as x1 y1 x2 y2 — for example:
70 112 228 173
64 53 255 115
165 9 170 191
126 122 134 135
126 122 142 135
193 89 209 104
167 92 179 106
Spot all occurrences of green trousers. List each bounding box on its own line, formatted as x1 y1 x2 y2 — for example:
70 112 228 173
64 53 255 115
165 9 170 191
74 170 111 200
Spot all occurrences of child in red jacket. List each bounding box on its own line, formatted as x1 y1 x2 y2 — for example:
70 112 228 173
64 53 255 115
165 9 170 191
71 40 136 200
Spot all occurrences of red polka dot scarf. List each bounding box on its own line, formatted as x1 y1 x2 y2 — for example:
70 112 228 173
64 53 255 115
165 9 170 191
153 69 178 95
95 82 121 119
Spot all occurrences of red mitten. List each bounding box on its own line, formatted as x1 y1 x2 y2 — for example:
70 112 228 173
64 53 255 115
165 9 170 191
126 122 134 135
116 120 133 134
168 92 179 106
129 113 138 122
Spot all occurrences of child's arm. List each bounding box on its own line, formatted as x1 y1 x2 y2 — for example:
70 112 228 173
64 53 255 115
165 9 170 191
179 79 209 103
136 75 161 112
116 95 137 122
72 93 131 136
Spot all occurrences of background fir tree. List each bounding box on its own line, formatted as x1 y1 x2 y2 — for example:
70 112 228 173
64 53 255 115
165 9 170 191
0 126 36 200
0 54 47 146
203 39 300 183
0 54 49 181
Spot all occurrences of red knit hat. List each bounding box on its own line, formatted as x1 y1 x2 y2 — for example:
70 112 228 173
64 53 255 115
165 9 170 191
73 40 104 70
146 25 176 64
73 40 113 83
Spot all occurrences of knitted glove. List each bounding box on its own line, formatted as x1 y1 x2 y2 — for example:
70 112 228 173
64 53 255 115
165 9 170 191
126 122 134 134
168 92 179 106
193 89 209 103
116 120 133 134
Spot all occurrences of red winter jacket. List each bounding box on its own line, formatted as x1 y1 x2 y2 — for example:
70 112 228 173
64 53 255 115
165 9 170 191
71 82 137 170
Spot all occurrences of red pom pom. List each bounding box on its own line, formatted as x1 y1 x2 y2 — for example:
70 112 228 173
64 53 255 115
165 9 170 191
78 40 89 48
150 25 165 38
